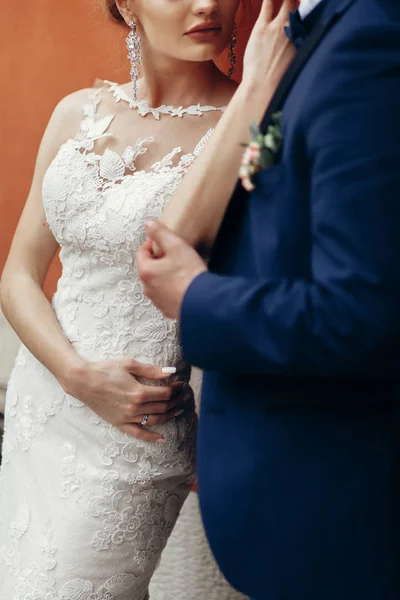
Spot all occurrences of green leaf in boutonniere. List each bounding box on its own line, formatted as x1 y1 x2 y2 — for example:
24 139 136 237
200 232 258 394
239 112 282 192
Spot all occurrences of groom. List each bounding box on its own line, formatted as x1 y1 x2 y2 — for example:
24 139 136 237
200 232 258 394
137 0 400 598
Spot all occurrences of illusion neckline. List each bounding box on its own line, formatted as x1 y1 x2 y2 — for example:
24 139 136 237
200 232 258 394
63 126 215 183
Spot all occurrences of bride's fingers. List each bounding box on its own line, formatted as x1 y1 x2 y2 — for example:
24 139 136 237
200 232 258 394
134 406 185 427
257 0 274 26
120 422 165 443
276 0 299 23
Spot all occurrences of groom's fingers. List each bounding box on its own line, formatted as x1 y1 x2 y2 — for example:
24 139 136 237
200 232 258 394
136 239 158 281
151 239 163 258
138 234 164 259
137 239 154 260
139 220 183 280
144 219 181 254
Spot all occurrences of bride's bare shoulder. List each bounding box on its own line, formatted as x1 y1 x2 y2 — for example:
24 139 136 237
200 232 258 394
35 87 100 166
44 82 123 146
46 87 95 142
53 81 127 120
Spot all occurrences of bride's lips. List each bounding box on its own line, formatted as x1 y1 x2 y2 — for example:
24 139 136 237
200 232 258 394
185 20 223 41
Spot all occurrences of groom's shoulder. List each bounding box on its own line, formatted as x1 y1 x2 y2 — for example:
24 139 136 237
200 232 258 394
345 0 400 34
367 0 400 20
293 0 400 134
318 0 400 69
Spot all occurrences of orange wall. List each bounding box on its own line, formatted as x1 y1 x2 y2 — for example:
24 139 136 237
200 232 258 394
0 0 129 294
0 0 263 296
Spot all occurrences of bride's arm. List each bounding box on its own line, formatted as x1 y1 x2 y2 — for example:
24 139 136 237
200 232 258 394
160 0 297 250
160 81 272 249
0 91 91 384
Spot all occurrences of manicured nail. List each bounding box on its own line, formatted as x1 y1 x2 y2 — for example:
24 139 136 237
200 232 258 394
156 438 166 444
162 367 177 374
175 409 184 417
145 219 156 230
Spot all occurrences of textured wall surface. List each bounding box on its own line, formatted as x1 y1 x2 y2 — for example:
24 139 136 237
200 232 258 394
150 491 249 600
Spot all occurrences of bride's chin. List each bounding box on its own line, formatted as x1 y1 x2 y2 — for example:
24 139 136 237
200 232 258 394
184 45 228 65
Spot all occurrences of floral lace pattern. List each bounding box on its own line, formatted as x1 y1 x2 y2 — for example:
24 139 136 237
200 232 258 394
0 84 203 599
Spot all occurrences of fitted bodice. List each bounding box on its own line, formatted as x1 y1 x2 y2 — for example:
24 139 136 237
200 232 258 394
42 85 214 373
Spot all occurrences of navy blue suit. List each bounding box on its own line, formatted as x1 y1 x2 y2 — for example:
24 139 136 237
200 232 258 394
180 0 400 598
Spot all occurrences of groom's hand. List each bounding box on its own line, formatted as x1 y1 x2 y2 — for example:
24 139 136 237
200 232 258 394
137 220 207 320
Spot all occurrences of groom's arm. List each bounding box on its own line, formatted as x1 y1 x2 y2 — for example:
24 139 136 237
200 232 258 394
181 24 400 377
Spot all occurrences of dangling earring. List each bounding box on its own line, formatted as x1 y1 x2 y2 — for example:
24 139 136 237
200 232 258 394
127 20 142 103
228 23 238 79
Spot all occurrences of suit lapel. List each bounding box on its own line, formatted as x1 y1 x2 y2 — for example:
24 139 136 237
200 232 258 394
260 0 356 133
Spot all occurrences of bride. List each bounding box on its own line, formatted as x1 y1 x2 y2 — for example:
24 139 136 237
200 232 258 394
0 0 294 598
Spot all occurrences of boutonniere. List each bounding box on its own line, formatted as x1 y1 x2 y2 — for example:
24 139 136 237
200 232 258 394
239 112 282 192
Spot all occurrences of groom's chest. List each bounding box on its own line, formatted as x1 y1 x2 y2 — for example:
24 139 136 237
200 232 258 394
212 27 343 280
213 113 312 280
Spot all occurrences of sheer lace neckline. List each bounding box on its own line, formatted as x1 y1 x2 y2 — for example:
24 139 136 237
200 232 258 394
102 79 227 120
67 87 215 181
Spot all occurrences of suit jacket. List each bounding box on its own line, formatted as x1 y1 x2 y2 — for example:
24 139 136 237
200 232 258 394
181 0 400 598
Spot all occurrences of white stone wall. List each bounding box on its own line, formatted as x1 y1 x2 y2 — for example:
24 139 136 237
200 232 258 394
150 491 248 600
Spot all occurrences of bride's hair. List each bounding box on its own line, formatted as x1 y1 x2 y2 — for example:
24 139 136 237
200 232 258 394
102 0 251 24
102 0 125 23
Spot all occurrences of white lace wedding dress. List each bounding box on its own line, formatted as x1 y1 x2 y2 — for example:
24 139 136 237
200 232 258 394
0 83 218 600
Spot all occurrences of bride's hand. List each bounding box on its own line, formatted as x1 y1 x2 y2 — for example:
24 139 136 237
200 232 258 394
242 0 298 91
61 358 192 443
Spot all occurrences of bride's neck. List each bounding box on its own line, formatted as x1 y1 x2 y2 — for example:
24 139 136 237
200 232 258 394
138 54 224 108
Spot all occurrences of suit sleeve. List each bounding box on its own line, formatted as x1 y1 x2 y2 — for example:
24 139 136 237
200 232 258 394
180 24 400 377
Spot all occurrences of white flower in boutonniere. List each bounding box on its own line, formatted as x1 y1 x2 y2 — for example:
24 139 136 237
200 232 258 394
239 112 282 192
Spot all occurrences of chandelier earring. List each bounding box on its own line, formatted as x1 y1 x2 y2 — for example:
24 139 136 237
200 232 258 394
228 23 238 78
127 20 142 103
